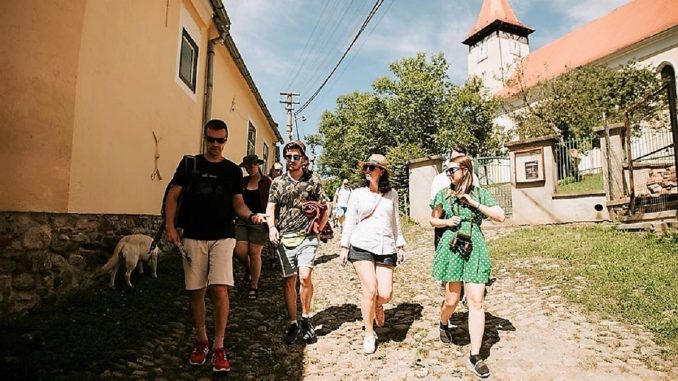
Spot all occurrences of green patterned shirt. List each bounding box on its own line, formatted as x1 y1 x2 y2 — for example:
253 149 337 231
268 171 328 235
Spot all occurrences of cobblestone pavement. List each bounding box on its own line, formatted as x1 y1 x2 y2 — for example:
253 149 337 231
98 222 675 380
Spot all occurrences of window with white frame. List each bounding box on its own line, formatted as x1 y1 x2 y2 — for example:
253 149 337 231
263 143 269 172
510 39 521 56
179 29 198 92
478 41 488 62
247 123 256 155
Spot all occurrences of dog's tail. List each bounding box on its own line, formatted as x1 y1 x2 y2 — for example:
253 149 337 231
91 238 125 278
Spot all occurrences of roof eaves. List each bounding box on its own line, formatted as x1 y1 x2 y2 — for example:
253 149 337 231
209 0 283 143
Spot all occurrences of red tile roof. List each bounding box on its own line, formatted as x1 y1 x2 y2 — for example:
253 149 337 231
498 0 678 97
465 0 532 41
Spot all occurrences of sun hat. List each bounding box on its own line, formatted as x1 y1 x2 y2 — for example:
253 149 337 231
358 154 391 174
239 154 264 167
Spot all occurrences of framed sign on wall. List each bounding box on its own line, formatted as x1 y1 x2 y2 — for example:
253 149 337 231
514 148 545 183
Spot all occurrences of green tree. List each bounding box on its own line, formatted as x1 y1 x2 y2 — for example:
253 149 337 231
317 53 500 210
435 76 503 156
507 63 664 140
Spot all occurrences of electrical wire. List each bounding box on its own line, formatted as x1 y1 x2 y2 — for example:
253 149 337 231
283 0 339 91
300 0 394 118
294 0 366 98
295 0 385 116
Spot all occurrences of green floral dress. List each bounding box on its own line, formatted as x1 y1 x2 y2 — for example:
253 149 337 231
430 187 497 284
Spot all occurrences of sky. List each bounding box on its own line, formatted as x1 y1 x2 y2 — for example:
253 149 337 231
224 0 629 145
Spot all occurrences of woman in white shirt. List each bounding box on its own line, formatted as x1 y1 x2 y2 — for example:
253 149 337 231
339 154 406 355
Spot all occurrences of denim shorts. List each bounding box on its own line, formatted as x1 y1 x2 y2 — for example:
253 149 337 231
348 245 397 267
276 236 318 278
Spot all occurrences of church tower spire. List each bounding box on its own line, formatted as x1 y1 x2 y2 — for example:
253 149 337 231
463 0 534 94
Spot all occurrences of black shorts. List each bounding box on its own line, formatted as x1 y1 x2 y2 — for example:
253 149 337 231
348 246 397 267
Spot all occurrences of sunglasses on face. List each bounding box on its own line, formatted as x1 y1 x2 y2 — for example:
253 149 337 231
285 154 302 161
446 167 461 175
362 164 378 172
205 136 227 144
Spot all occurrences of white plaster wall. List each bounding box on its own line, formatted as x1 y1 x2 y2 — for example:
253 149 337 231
409 158 443 226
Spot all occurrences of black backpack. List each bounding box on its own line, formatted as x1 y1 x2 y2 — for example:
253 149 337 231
148 155 199 252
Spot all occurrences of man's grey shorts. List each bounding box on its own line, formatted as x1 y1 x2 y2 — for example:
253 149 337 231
276 236 318 278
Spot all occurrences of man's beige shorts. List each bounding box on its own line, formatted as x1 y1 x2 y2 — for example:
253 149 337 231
182 238 235 290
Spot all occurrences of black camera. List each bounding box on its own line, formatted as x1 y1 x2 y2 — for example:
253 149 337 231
450 232 473 260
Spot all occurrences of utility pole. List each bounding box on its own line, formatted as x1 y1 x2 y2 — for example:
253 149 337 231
309 143 317 171
279 92 299 142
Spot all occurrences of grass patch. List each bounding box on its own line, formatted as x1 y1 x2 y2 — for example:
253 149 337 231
556 172 604 194
489 225 678 356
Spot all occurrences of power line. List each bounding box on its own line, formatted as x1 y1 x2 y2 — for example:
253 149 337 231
283 0 339 91
295 0 384 117
294 0 367 98
300 0 394 118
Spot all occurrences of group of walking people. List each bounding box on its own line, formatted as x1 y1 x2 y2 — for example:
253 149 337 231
164 119 504 379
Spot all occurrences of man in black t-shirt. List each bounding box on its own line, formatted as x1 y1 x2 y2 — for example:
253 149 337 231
165 119 265 373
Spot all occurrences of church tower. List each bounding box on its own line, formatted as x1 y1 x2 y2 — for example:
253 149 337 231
463 0 534 94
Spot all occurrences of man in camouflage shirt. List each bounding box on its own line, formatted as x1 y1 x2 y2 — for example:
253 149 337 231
266 140 329 344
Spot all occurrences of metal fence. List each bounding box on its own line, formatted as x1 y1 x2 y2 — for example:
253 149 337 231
474 156 512 215
555 137 604 193
630 129 675 166
627 129 677 214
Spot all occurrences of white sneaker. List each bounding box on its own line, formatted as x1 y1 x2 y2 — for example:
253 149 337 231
363 334 377 354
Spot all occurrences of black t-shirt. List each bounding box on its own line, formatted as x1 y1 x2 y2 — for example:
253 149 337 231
170 155 243 240
243 188 263 213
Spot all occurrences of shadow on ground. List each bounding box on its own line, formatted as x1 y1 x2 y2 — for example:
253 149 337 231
313 303 361 336
378 302 424 342
0 248 309 381
448 311 516 359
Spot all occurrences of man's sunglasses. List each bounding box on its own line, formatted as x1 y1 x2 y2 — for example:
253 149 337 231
285 154 302 161
205 136 227 144
362 164 378 172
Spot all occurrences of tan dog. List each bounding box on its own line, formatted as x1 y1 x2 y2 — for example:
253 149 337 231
95 234 159 289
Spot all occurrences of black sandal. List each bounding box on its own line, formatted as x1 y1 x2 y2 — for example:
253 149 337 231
247 288 258 300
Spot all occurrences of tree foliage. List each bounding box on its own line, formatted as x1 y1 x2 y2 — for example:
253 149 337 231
316 53 500 211
506 63 664 140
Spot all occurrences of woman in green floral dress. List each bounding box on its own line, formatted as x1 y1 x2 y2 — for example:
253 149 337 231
429 155 505 379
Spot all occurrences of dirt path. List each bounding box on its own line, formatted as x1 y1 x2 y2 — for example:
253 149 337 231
303 224 675 380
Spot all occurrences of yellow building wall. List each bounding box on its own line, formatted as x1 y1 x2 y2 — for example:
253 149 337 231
1 0 278 215
0 0 87 212
211 45 279 167
68 0 210 214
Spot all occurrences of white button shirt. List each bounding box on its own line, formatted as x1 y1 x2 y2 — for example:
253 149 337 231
340 187 406 254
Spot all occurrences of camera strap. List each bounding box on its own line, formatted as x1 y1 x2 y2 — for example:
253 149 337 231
360 194 382 222
453 199 473 237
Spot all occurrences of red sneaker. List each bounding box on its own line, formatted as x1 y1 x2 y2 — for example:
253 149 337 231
188 341 209 365
211 347 231 373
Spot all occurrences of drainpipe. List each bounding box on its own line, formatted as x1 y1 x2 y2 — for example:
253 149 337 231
201 33 226 154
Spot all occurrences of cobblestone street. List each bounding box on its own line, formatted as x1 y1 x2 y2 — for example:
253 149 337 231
90 222 675 380
0 221 678 381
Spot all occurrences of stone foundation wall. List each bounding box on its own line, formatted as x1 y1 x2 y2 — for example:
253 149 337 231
0 212 163 317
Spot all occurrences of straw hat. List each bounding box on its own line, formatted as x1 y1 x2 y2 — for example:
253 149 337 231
358 154 391 174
